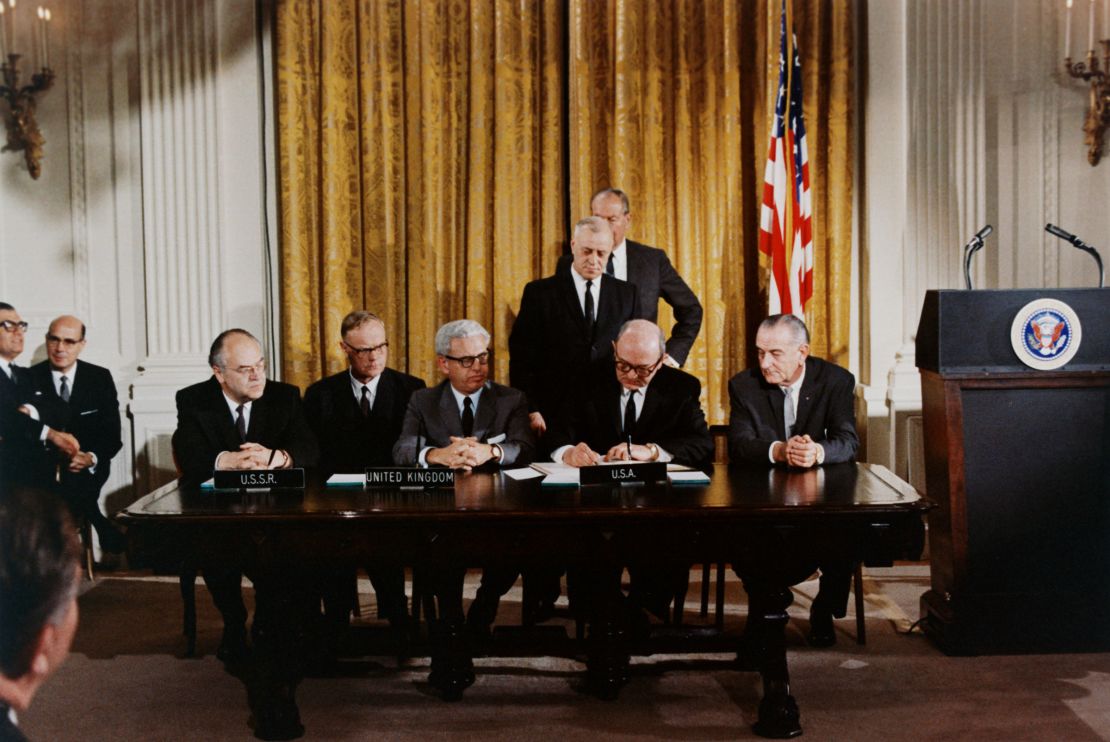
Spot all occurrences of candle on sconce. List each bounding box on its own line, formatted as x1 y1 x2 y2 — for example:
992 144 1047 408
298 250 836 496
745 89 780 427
1104 0 1109 41
7 0 16 62
35 6 42 70
42 7 48 69
0 4 7 61
1066 0 1074 57
1090 0 1096 50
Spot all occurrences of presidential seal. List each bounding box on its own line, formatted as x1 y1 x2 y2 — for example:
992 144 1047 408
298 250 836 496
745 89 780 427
1010 298 1082 370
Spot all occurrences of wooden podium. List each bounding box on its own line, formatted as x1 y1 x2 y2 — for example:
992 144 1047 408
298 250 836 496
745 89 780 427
916 288 1110 654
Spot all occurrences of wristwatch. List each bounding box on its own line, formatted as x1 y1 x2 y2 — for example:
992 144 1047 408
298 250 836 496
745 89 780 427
490 443 504 463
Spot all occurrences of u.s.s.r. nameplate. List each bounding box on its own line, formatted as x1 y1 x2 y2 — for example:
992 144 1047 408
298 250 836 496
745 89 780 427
212 468 306 489
365 467 456 488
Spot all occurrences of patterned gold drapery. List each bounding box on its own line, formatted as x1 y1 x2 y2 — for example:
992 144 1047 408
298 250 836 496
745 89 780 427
276 0 854 424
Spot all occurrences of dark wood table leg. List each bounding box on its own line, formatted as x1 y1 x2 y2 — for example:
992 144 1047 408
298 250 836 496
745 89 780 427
747 586 802 739
585 566 630 700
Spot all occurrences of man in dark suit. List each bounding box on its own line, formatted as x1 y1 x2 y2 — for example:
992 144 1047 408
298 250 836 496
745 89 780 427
172 329 319 662
548 319 714 622
393 319 535 696
727 313 860 646
558 188 703 367
0 486 82 741
304 310 425 632
510 215 640 440
26 316 125 553
0 303 77 493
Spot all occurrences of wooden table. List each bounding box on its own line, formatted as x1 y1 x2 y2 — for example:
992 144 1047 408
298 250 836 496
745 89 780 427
120 462 929 740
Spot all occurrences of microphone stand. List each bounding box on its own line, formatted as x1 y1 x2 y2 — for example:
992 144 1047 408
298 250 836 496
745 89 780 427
1044 224 1106 289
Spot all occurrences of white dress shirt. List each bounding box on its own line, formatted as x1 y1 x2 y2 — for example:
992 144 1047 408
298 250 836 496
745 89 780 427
569 264 602 315
609 239 629 281
349 370 383 409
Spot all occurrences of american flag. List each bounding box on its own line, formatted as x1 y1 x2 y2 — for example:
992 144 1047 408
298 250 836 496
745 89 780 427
759 1 812 318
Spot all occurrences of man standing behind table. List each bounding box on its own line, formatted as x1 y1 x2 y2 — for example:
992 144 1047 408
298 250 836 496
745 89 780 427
304 310 425 635
393 319 535 698
0 487 83 742
557 188 703 367
0 303 76 493
548 319 714 623
172 329 319 665
510 215 640 440
27 316 126 553
727 313 859 646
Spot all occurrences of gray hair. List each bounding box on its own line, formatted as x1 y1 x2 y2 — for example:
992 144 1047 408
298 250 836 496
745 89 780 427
573 215 612 240
208 328 261 368
340 310 385 337
590 187 631 214
759 314 810 346
616 319 666 356
434 319 490 356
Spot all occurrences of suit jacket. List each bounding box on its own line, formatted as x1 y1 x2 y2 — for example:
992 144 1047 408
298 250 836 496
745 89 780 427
727 356 859 465
303 367 426 475
557 240 703 365
392 380 535 468
172 376 319 488
548 361 713 469
509 271 639 426
27 360 122 499
0 364 54 490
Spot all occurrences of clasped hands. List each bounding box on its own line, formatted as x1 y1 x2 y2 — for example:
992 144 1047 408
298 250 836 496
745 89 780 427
426 436 496 471
561 441 654 468
218 442 289 470
775 434 822 468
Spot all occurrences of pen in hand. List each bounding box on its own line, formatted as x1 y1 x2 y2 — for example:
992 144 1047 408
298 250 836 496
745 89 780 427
626 434 633 461
266 448 276 468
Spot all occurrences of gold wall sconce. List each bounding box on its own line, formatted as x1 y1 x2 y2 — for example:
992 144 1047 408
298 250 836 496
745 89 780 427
0 2 54 179
1063 0 1110 165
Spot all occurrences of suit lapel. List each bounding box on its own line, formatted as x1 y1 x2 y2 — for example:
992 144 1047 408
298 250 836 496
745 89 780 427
596 274 623 328
625 241 645 287
794 359 820 434
373 370 394 416
601 375 624 441
471 383 496 441
765 383 787 440
635 374 666 437
246 391 269 443
438 382 463 438
559 272 589 334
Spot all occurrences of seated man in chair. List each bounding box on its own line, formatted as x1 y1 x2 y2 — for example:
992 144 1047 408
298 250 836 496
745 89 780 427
727 313 859 646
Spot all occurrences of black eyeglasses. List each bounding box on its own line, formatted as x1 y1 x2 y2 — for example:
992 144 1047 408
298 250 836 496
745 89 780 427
0 320 29 333
614 352 664 378
344 341 389 357
443 350 492 368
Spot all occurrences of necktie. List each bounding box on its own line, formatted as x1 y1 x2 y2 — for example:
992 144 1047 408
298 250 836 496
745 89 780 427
360 385 371 417
607 253 615 276
623 390 637 435
59 375 70 403
236 404 247 442
782 386 795 439
461 396 474 436
584 280 595 331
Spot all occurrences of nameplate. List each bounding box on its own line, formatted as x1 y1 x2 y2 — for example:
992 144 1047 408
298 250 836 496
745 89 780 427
579 462 667 486
212 468 305 490
364 467 456 488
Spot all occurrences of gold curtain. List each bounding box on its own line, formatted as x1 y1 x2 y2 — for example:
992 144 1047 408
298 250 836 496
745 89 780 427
277 0 565 387
277 0 854 424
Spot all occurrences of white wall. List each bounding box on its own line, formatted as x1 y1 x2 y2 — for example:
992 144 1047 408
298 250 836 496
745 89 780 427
860 0 1110 487
0 0 276 545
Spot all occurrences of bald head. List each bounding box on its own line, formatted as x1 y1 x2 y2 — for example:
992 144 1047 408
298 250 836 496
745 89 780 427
45 316 87 373
613 320 666 389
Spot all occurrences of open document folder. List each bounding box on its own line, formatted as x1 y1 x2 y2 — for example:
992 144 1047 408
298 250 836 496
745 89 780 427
503 462 710 486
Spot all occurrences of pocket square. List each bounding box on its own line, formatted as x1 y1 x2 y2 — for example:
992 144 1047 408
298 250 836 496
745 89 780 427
79 409 98 416
487 433 507 444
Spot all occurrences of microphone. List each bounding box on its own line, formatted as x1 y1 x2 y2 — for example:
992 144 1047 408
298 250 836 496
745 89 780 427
962 224 993 290
1044 224 1105 288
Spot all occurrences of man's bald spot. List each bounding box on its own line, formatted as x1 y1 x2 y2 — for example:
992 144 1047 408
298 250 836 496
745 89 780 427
48 315 86 340
616 319 665 357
